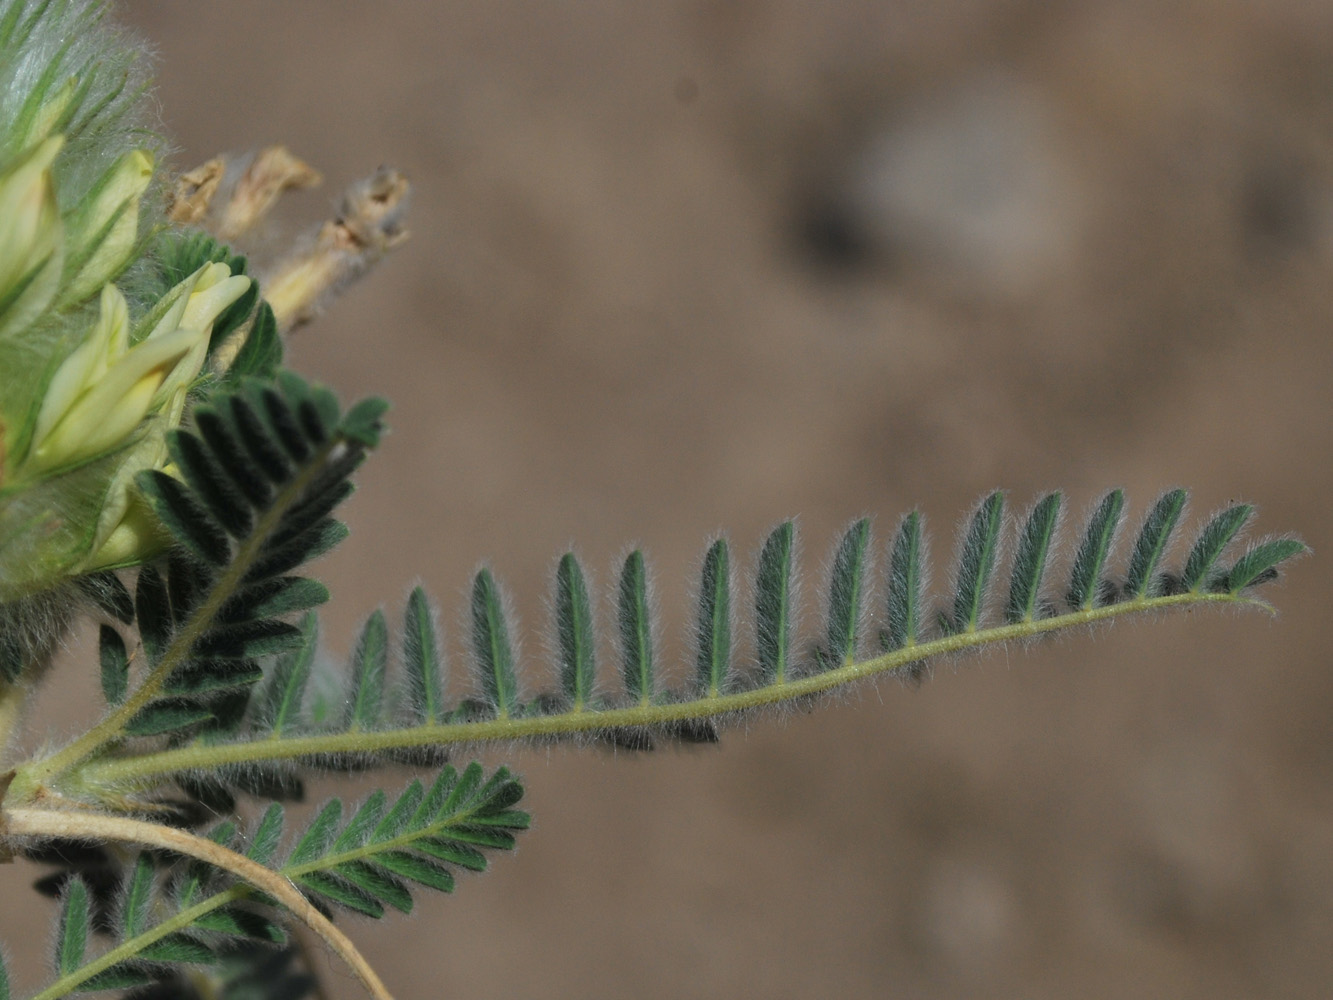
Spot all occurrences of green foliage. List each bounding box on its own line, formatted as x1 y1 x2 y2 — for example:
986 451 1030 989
695 538 733 697
556 554 596 710
755 520 795 683
824 518 871 667
617 550 655 705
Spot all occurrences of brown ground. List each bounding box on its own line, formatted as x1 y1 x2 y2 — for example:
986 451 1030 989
5 2 1333 997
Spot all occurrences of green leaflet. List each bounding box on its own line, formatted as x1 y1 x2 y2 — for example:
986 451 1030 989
121 854 155 940
1066 489 1124 611
246 803 285 867
617 550 654 705
258 612 317 737
695 538 732 697
885 511 925 650
345 610 388 731
56 878 90 976
556 553 596 710
1006 492 1061 624
471 569 518 718
1126 489 1188 598
1182 504 1252 592
228 301 283 381
755 520 795 683
825 518 871 667
952 492 1005 633
404 587 444 725
98 624 128 704
0 947 8 1000
1220 537 1308 593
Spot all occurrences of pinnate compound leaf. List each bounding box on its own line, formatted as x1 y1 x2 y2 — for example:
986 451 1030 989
1181 504 1252 592
555 553 596 709
1006 492 1061 624
755 520 796 683
825 518 871 667
695 538 732 696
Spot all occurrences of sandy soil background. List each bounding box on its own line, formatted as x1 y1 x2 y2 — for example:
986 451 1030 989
4 2 1333 998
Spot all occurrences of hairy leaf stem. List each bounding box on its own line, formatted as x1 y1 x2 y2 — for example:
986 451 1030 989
11 441 339 801
1 807 393 1000
84 590 1258 789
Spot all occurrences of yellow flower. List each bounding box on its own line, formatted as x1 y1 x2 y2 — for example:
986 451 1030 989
61 149 155 306
28 263 251 474
0 136 64 339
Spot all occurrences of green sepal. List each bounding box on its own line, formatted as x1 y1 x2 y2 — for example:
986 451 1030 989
755 520 795 683
1006 492 1061 624
695 538 732 697
555 553 596 709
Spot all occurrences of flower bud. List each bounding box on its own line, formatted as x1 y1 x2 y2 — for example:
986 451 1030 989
60 149 154 306
0 136 64 339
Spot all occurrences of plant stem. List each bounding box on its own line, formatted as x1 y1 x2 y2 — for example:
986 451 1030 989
1 807 394 1000
82 590 1259 788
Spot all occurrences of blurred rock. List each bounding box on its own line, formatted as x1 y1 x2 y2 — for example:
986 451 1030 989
840 74 1083 298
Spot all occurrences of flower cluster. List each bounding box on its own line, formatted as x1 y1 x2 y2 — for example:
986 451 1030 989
0 3 250 601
